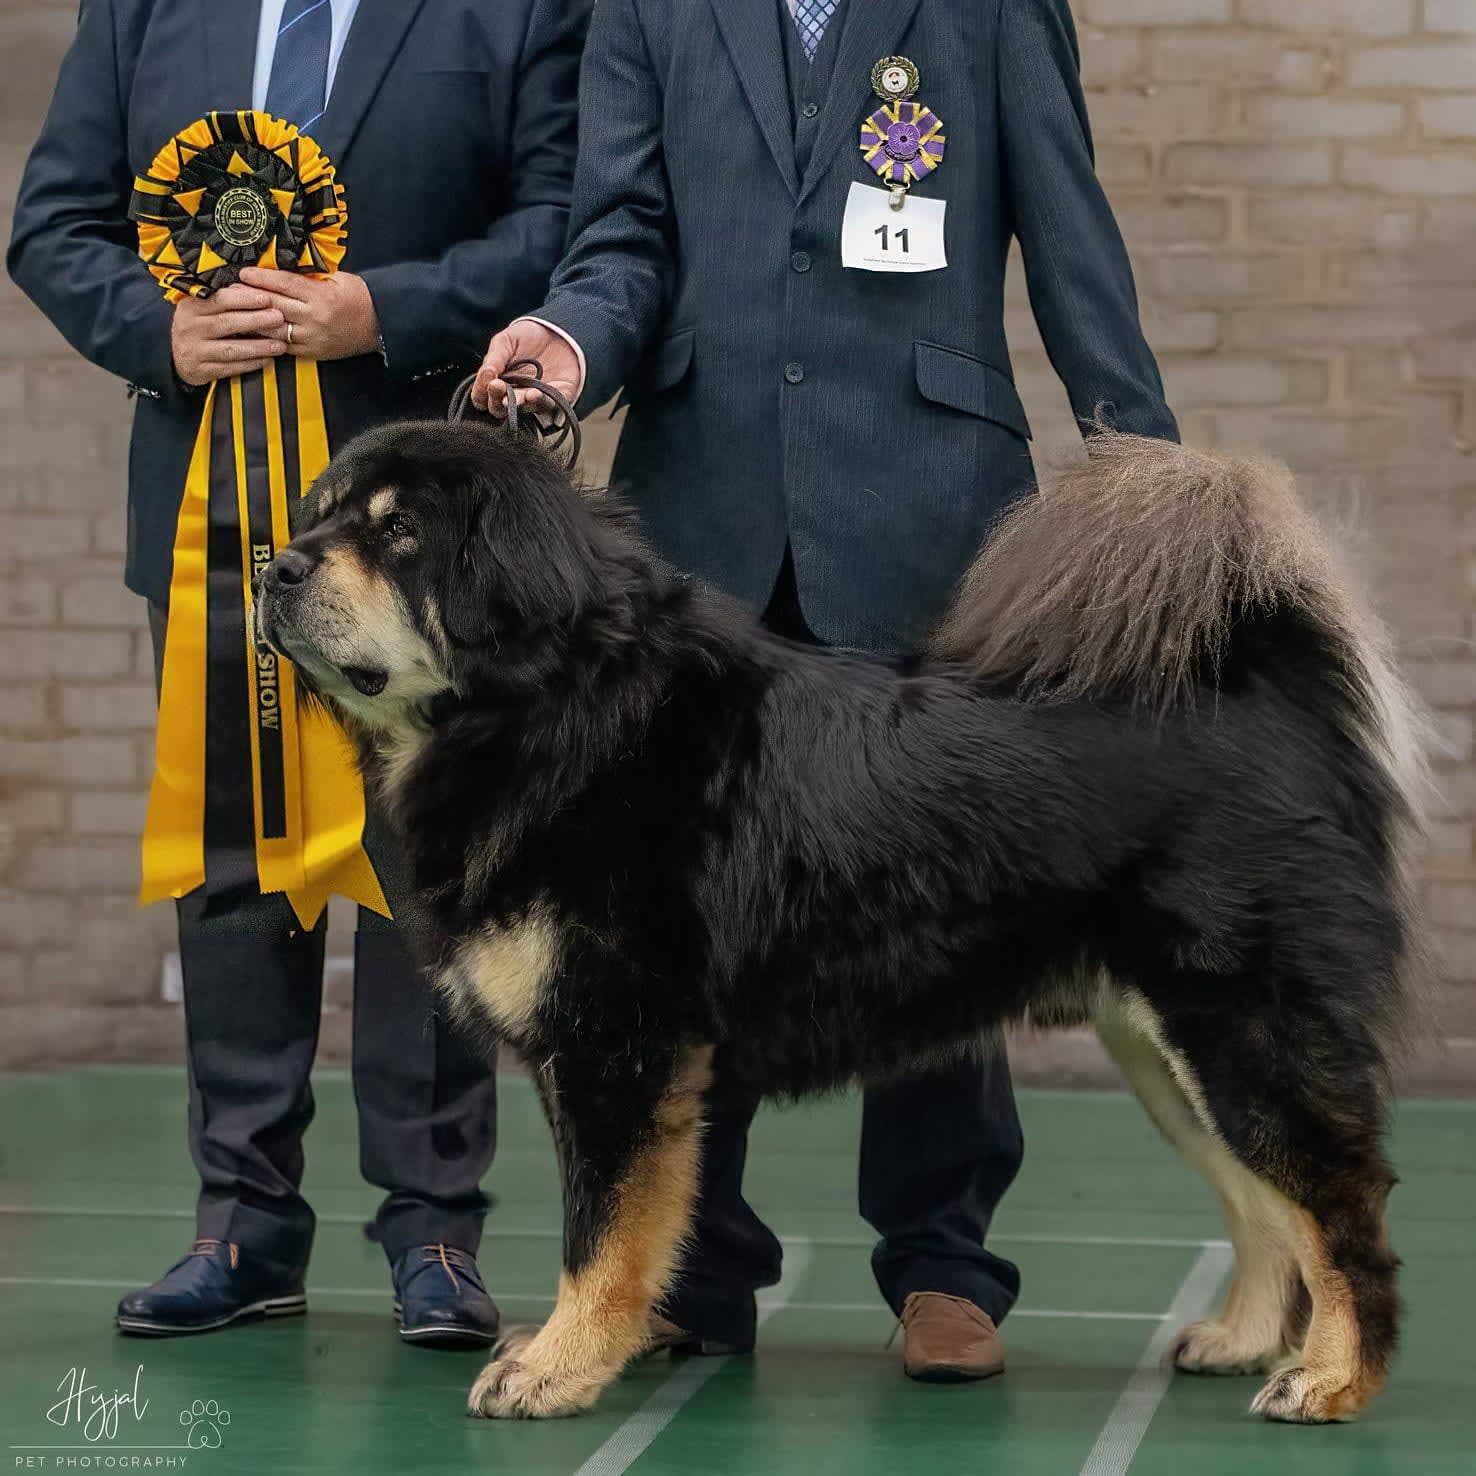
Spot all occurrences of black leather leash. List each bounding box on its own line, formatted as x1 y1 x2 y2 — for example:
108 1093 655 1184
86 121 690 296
447 357 582 469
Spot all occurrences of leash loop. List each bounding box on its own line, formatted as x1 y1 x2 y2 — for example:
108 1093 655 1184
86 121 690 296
447 358 581 469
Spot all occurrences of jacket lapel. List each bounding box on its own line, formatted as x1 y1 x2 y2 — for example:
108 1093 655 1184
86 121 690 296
708 0 800 198
799 0 924 205
312 0 428 166
203 1 262 111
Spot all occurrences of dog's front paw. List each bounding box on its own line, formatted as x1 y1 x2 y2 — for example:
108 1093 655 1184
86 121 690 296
1249 1366 1368 1424
466 1340 602 1421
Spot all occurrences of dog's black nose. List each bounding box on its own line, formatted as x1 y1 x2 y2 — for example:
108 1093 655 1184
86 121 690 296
268 546 319 587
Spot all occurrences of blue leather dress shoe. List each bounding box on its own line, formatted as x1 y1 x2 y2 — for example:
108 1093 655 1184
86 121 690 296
392 1244 500 1347
116 1239 306 1336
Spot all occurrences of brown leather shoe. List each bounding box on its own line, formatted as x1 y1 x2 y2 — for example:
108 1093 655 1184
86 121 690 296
900 1291 1007 1383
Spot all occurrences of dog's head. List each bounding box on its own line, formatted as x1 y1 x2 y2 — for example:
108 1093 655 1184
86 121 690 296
253 420 608 733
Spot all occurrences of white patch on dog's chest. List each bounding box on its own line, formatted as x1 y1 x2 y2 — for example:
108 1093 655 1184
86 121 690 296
375 728 428 808
437 908 563 1037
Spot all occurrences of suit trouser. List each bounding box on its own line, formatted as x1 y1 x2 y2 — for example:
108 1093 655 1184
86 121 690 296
659 553 1025 1345
149 604 497 1276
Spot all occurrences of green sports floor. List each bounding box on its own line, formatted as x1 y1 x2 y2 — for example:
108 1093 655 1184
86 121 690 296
1 1069 1472 1475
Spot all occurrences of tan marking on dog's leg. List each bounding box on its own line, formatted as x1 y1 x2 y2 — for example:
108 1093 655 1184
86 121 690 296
1096 993 1300 1376
1250 1209 1384 1423
468 1047 712 1419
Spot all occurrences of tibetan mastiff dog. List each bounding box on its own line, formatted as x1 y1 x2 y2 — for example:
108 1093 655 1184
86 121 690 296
254 423 1425 1426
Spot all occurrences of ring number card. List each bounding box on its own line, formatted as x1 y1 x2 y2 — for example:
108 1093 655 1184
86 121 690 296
841 182 947 273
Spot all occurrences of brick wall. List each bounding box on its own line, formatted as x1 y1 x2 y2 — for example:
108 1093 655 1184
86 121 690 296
1023 0 1476 1090
1 0 1472 1082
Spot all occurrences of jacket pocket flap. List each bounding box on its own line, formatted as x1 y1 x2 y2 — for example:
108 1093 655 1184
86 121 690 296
616 328 696 409
914 341 1031 440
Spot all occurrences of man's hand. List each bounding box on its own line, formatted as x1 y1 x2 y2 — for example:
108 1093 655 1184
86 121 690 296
171 285 287 385
472 320 582 416
237 267 382 362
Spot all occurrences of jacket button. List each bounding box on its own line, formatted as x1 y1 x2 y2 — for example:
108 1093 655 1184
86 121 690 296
791 250 812 273
801 101 818 119
784 362 805 384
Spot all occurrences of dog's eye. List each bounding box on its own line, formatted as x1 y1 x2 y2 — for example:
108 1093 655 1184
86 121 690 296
387 512 418 542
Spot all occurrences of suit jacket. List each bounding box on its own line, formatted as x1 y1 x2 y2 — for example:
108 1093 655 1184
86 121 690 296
539 0 1178 651
8 0 587 606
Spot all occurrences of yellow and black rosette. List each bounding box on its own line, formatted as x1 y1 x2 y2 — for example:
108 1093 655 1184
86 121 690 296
130 111 346 298
129 111 386 929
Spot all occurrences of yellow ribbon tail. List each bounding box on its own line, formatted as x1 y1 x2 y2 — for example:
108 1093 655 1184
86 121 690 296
139 384 215 907
285 699 391 930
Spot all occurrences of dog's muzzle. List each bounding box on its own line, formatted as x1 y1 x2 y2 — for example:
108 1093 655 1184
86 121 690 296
250 586 277 655
251 543 323 653
252 554 389 698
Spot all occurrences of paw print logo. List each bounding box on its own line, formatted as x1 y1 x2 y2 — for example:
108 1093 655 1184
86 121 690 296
179 1399 231 1449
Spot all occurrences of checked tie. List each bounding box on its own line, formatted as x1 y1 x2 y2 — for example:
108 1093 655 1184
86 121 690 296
265 0 333 131
791 0 838 61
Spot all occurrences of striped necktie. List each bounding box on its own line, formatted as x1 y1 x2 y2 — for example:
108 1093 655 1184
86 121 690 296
791 0 838 61
265 0 333 131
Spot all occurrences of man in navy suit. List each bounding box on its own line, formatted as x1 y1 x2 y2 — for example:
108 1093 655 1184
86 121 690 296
477 0 1176 1378
10 0 586 1343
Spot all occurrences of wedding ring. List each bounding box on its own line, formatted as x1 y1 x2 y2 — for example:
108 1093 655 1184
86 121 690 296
286 322 294 346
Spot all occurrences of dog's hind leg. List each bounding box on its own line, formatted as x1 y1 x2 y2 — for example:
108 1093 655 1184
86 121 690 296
1094 993 1302 1378
467 1044 712 1419
1101 985 1399 1423
1239 1066 1399 1424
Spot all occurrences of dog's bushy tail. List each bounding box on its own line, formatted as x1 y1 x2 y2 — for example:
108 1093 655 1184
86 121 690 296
933 431 1430 883
936 432 1432 1052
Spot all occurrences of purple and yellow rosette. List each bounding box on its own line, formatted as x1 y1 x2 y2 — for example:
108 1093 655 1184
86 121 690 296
859 100 946 187
129 111 387 929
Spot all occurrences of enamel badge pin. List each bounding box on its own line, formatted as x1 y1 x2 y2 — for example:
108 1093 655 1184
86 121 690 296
859 56 945 209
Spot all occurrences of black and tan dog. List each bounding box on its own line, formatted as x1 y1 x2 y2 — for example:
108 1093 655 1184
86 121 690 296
254 425 1426 1424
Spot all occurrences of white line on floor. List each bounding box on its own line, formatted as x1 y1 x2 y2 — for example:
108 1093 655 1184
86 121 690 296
774 1232 1231 1252
45 1069 1476 1109
0 1276 142 1290
1076 1241 1234 1476
0 1273 1162 1323
0 1205 1227 1252
772 1303 1168 1321
490 1295 1167 1322
570 1237 812 1476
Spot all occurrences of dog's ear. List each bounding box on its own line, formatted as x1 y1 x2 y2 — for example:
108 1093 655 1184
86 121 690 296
440 461 599 665
296 473 344 533
441 490 503 650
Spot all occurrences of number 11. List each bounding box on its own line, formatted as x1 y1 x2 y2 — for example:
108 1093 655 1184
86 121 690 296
874 224 910 253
